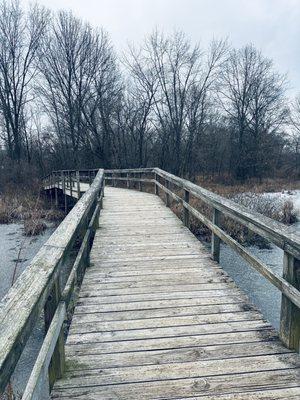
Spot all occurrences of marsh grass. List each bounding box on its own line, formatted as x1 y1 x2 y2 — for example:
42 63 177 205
168 179 298 247
0 185 64 235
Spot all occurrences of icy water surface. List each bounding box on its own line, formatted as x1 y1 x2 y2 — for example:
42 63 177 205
0 223 55 398
0 223 55 299
219 243 283 330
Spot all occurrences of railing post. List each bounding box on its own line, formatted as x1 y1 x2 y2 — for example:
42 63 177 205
49 174 53 205
280 252 300 350
211 208 221 262
76 171 80 200
155 173 158 195
183 190 190 227
127 173 130 189
69 171 73 198
55 183 58 207
89 170 92 186
44 279 65 390
62 172 67 212
138 172 142 191
165 179 170 207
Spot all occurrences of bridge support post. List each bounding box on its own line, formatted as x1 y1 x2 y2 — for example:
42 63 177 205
211 208 221 262
55 187 58 207
76 171 81 199
280 252 300 351
62 172 67 212
127 173 130 189
44 279 65 390
183 190 190 227
155 173 159 195
69 171 73 198
165 179 170 207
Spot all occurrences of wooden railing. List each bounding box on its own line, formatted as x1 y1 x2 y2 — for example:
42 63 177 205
107 167 300 352
44 169 99 209
0 169 104 397
2 166 300 398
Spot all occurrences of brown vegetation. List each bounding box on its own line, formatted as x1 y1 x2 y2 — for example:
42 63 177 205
0 173 64 235
168 178 298 247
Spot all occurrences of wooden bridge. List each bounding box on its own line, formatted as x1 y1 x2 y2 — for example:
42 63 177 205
1 168 300 399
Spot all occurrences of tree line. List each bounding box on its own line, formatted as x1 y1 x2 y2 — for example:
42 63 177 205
0 0 299 182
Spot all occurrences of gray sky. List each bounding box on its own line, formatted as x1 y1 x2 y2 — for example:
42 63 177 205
25 0 300 97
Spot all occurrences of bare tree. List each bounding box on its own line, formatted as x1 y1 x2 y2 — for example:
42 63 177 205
219 45 287 180
38 11 102 167
124 30 226 175
0 0 48 162
288 96 300 176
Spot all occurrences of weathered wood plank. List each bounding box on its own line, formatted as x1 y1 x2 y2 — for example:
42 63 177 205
54 353 300 388
65 340 290 370
66 320 272 344
51 374 300 400
70 303 252 322
65 329 277 355
69 311 263 334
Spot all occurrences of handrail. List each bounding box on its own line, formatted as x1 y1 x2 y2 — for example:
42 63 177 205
153 168 300 259
0 169 104 395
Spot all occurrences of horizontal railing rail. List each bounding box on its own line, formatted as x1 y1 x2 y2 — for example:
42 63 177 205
0 169 104 397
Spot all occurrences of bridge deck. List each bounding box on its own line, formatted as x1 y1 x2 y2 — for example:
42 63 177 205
51 187 300 399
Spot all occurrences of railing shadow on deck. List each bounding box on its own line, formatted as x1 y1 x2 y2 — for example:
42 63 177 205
1 167 300 399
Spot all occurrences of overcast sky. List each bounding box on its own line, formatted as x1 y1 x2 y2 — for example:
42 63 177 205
24 0 300 97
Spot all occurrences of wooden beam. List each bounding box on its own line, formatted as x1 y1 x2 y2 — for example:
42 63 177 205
280 252 300 351
183 190 189 228
211 208 221 262
22 303 66 400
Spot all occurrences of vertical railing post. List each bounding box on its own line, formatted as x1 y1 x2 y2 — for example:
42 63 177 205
127 173 130 189
49 174 53 205
54 173 58 207
155 173 158 195
62 172 67 212
89 170 92 186
44 279 65 390
113 173 116 187
211 208 221 262
138 172 142 191
280 252 300 350
165 179 170 207
183 189 190 227
76 171 80 200
69 171 73 198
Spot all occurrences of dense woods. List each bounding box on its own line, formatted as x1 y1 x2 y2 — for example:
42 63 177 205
0 0 299 182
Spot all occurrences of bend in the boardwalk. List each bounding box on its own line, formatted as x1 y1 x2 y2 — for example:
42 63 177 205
51 186 300 399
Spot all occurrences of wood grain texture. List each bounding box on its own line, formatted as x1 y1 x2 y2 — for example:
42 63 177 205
51 186 300 399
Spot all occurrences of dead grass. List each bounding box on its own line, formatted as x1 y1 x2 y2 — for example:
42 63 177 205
194 176 300 196
0 187 64 236
168 178 298 247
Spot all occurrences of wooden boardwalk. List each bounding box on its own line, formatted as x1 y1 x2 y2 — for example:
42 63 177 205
51 187 300 399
